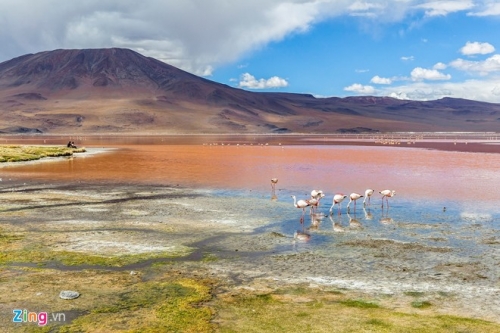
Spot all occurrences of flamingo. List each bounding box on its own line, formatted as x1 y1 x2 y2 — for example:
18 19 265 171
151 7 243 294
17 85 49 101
347 192 363 213
308 190 325 214
379 190 396 208
329 194 347 215
291 195 310 217
271 178 278 191
363 189 374 206
310 189 324 199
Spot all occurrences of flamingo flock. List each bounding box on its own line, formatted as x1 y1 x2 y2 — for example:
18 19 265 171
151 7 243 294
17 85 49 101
290 187 395 217
272 178 396 218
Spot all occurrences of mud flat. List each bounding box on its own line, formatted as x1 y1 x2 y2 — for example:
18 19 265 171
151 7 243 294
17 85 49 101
0 179 499 331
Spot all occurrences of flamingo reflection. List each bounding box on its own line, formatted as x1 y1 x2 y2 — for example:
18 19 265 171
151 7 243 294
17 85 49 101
363 207 373 221
329 215 345 233
347 212 363 229
380 211 394 225
294 217 311 242
307 213 324 231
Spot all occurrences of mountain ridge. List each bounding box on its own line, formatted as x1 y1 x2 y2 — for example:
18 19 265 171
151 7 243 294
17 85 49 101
1 48 499 134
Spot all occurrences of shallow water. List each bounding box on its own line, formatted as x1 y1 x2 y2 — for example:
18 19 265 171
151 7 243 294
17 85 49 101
2 136 500 257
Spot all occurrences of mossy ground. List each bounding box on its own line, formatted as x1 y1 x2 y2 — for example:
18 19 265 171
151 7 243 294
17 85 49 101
0 145 86 163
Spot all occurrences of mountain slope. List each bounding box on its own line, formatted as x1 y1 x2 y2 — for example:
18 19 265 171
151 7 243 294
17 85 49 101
1 48 499 134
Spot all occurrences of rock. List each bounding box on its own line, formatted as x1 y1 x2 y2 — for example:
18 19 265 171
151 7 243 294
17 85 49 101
59 290 80 300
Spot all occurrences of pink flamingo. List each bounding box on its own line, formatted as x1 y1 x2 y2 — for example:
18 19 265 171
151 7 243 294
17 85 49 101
363 189 374 206
271 178 278 191
291 195 310 220
308 190 325 214
347 192 363 213
329 194 347 215
379 190 396 208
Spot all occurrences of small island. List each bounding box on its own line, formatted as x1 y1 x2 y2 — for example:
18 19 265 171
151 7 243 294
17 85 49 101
0 145 86 163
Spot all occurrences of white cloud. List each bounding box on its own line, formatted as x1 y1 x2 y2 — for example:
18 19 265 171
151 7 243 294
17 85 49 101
449 55 500 75
0 0 331 76
401 55 414 61
377 77 500 102
433 62 447 70
238 73 288 89
348 1 383 12
414 1 474 17
411 67 451 81
371 75 392 84
0 0 476 78
460 41 495 56
355 69 370 73
468 3 500 16
344 83 376 94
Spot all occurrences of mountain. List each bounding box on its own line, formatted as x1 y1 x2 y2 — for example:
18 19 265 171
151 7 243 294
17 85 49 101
1 48 499 134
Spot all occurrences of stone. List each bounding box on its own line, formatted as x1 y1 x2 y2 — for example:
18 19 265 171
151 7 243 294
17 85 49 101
59 290 80 300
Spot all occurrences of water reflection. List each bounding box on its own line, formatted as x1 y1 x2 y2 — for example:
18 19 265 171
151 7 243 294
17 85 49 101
363 207 373 220
293 216 311 242
347 212 363 229
379 211 394 225
329 215 345 233
307 213 325 231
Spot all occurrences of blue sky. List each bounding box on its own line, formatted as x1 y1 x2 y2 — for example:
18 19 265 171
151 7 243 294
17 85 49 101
1 1 500 102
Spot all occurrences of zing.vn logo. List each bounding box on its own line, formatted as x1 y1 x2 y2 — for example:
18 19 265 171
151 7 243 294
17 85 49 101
12 309 66 327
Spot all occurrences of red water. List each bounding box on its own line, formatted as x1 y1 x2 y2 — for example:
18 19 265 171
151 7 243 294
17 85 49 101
2 140 500 203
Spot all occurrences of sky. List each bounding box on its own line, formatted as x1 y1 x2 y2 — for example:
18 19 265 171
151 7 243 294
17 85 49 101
1 0 500 102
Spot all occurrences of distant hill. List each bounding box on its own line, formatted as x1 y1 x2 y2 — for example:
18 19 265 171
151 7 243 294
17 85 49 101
1 48 499 134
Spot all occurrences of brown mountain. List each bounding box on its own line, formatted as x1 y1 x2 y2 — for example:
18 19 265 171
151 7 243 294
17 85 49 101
1 48 499 134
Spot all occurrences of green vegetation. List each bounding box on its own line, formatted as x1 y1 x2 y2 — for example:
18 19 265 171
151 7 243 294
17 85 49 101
339 298 380 308
412 300 433 309
215 288 500 333
0 245 192 267
405 291 426 297
66 279 215 332
0 145 86 162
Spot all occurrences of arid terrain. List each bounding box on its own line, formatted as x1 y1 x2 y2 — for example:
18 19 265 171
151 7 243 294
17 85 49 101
1 48 500 135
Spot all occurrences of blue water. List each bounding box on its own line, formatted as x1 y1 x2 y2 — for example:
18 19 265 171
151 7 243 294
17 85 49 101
214 187 500 258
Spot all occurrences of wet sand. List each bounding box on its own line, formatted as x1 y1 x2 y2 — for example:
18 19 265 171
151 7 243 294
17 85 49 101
1 135 499 328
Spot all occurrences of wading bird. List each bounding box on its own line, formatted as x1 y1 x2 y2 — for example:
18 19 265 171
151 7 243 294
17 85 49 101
363 189 374 206
308 190 325 214
379 190 396 208
347 192 363 213
329 194 347 215
291 195 310 217
271 178 278 191
310 189 324 199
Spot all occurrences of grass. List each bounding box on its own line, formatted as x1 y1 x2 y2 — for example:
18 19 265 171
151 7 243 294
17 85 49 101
412 301 433 309
3 269 216 333
0 244 192 267
214 287 500 333
0 145 86 162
